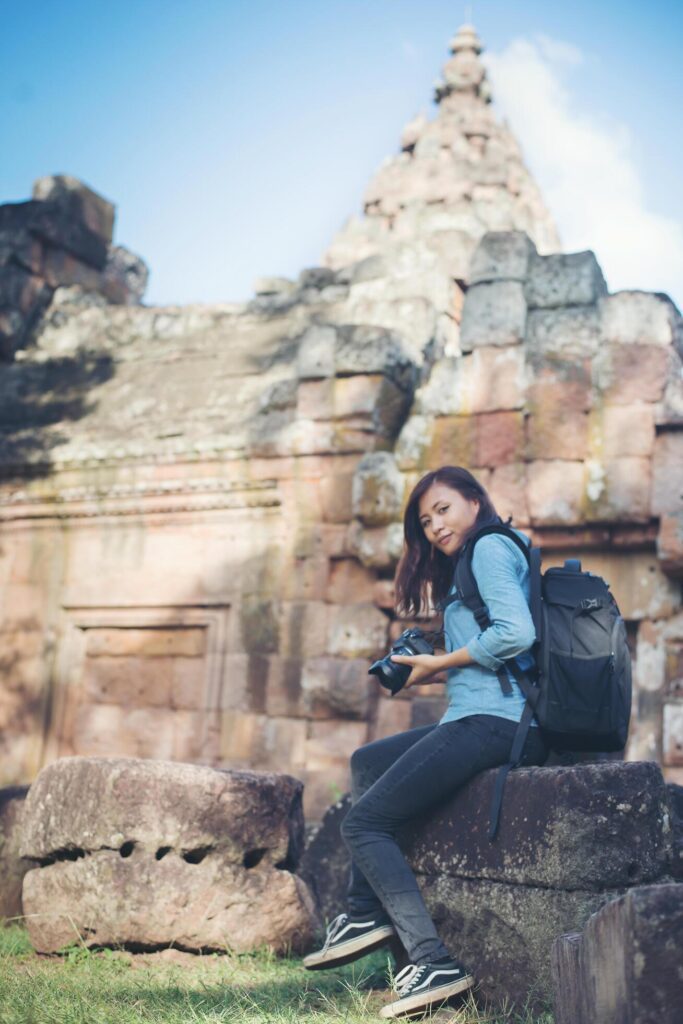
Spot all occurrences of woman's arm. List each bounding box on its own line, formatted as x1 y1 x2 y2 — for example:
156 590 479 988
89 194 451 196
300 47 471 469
465 534 536 669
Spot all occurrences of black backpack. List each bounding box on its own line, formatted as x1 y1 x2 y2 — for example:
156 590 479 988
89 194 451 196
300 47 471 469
451 522 632 840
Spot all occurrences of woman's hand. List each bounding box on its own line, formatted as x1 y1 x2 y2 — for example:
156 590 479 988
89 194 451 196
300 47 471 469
390 653 446 688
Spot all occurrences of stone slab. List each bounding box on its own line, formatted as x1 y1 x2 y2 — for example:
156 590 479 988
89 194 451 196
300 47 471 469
20 756 317 954
552 884 683 1024
404 762 671 891
23 848 316 954
468 230 536 284
421 873 618 1011
525 251 607 309
20 757 304 870
460 280 527 350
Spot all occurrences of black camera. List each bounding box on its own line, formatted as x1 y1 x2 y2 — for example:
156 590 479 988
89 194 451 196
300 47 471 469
368 628 435 696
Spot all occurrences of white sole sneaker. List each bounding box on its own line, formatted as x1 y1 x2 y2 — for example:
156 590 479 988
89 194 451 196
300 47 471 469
379 972 474 1018
303 922 396 970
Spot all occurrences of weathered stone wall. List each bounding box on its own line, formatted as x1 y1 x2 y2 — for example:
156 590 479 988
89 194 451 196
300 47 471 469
0 22 681 819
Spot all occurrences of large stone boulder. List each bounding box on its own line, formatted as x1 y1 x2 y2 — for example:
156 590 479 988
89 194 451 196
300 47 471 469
299 762 675 1010
551 884 683 1024
20 757 318 954
0 785 30 920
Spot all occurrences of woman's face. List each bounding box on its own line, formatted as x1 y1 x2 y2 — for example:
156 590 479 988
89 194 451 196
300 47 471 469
418 482 480 556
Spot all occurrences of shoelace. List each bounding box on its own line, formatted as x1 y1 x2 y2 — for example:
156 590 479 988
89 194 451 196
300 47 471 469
393 963 427 996
321 913 348 953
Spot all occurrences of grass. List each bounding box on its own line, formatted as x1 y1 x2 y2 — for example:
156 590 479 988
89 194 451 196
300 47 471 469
0 923 553 1024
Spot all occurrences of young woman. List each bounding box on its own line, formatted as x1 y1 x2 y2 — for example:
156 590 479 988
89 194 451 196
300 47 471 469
303 466 548 1019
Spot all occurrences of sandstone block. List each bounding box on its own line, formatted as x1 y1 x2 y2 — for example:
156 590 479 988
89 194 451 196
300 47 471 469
585 456 651 523
552 885 683 1024
40 243 103 292
326 558 376 604
279 602 329 660
262 657 303 718
296 379 334 420
525 251 607 309
84 655 173 707
415 348 527 418
601 290 680 346
527 461 584 524
657 513 683 577
305 719 368 764
259 716 308 773
598 403 656 459
421 873 616 1011
527 305 600 359
297 325 337 379
663 702 683 765
85 627 205 658
300 658 374 719
219 710 267 763
652 432 683 516
347 521 404 570
217 653 251 712
33 174 115 243
468 231 536 284
101 245 149 305
351 452 405 526
0 785 30 919
334 326 418 393
372 695 413 739
25 199 108 269
320 471 354 523
327 602 388 659
394 414 433 470
527 407 588 461
596 343 671 404
489 462 529 524
428 413 523 468
460 280 526 350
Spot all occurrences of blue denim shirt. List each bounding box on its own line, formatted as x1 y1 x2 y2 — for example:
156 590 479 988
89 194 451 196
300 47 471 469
440 530 537 726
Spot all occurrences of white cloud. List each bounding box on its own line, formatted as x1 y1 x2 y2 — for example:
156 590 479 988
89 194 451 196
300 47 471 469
485 36 683 308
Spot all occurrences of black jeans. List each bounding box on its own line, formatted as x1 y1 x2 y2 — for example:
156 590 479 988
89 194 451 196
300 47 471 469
340 714 548 965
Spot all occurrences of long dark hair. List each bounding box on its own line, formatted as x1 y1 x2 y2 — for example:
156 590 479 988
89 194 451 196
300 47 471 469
395 466 499 617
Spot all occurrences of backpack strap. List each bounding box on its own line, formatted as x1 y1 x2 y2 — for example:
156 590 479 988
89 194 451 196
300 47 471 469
454 523 533 698
488 657 542 841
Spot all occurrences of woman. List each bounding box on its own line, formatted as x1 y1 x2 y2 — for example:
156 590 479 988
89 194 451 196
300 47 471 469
303 466 548 1020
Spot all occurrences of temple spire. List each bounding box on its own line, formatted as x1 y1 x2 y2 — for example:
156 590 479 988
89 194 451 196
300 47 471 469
435 23 491 105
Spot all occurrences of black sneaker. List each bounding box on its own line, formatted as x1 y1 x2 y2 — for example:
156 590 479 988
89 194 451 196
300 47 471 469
379 958 474 1018
303 912 396 970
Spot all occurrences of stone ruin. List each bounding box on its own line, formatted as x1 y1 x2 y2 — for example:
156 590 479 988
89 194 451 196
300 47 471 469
0 23 681 826
19 756 317 954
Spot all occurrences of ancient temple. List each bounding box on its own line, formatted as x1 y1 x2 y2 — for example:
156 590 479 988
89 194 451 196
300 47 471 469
0 26 681 818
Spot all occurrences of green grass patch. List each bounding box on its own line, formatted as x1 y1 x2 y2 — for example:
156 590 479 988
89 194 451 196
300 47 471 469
0 923 553 1024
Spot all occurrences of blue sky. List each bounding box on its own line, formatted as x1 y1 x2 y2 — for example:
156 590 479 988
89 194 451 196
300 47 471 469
2 0 682 306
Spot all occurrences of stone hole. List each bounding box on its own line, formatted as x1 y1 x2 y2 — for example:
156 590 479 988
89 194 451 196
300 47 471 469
181 846 212 865
243 847 268 869
155 846 172 861
119 841 135 858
